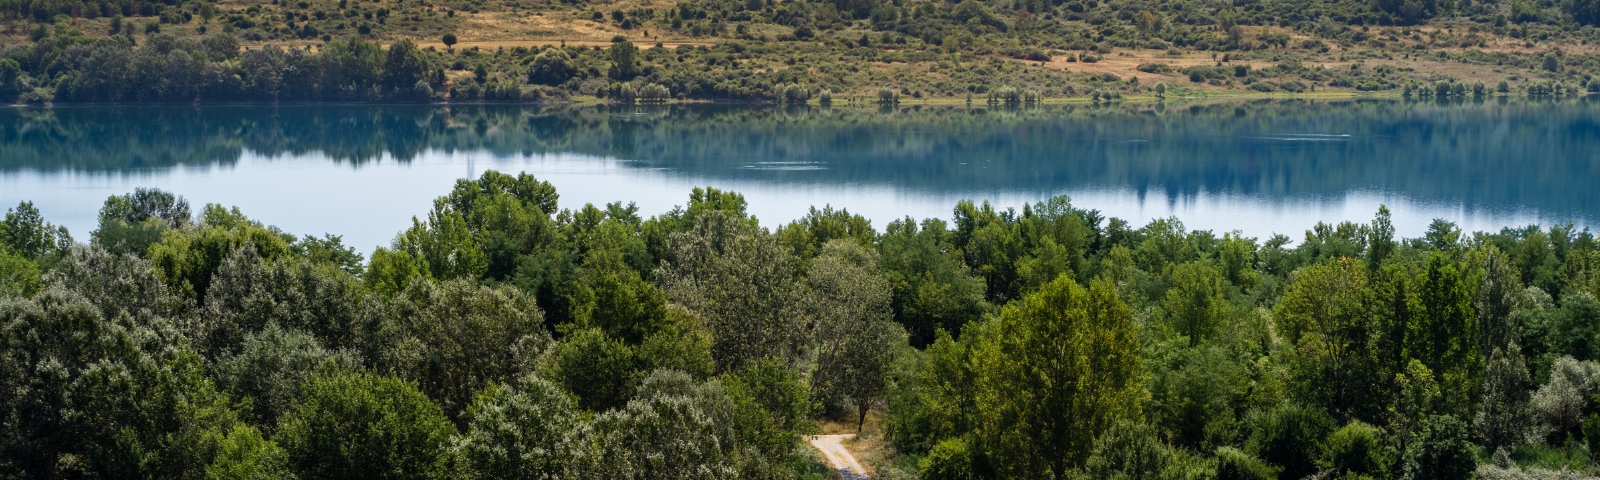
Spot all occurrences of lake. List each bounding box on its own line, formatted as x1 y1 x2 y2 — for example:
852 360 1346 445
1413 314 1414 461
2 97 1596 252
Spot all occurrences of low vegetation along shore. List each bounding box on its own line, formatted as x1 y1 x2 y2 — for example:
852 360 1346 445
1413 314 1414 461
2 171 1600 478
3 0 1600 103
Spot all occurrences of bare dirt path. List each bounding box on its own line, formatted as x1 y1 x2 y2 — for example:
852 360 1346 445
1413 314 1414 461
809 434 870 480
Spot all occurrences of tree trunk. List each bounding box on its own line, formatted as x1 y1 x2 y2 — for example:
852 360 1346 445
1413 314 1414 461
857 402 868 432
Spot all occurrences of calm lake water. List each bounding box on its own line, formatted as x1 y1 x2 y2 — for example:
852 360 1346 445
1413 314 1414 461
2 97 1597 252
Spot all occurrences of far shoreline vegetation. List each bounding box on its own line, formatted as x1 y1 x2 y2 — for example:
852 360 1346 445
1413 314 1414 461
3 0 1600 105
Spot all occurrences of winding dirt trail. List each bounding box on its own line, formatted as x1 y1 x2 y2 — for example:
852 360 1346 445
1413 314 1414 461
809 434 870 480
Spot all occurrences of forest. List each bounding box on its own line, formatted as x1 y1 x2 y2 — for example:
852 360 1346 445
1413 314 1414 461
2 170 1599 479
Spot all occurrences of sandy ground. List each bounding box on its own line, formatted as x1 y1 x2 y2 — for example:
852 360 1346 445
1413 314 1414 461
810 434 870 480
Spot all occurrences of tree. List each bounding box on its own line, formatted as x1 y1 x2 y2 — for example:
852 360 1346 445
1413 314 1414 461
1321 421 1389 479
1475 346 1533 451
528 48 575 85
1246 403 1334 480
0 287 245 478
544 327 642 411
1409 254 1480 414
721 359 810 461
389 201 488 281
382 39 428 93
198 246 377 358
879 217 988 346
1214 447 1280 480
457 375 591 479
442 33 458 51
1082 421 1193 480
387 278 550 423
43 246 191 320
609 39 639 79
658 211 808 372
1 201 69 259
206 424 293 480
1368 205 1397 274
276 370 457 480
976 277 1143 478
1162 261 1226 347
590 369 740 480
807 240 907 429
1399 415 1476 480
148 213 293 305
213 324 362 426
775 206 876 259
0 249 41 298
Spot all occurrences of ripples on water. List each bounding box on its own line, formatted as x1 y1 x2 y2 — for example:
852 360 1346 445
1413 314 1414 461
1 97 1594 251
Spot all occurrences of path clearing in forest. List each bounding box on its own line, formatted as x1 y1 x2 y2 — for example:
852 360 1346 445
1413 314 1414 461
809 434 870 480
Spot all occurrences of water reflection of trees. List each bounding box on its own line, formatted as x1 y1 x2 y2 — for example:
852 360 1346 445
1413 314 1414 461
1 97 1595 218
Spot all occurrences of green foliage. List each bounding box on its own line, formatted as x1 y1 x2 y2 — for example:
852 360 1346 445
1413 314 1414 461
546 326 643 411
456 374 590 479
976 277 1144 477
15 178 1600 479
389 202 488 281
807 240 906 427
879 216 988 346
590 369 740 479
149 216 293 305
276 370 457 479
1476 346 1534 451
387 278 550 423
1082 420 1195 480
207 424 295 480
920 436 993 480
213 324 362 426
1214 446 1281 480
199 247 377 357
1 200 69 259
776 206 876 259
1246 403 1334 480
1321 420 1390 478
1162 261 1227 347
0 287 244 478
1399 415 1477 480
0 248 41 298
722 359 812 459
658 210 806 372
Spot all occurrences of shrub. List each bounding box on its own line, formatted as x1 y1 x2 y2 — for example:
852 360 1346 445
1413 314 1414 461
1322 421 1389 478
1247 404 1334 480
277 371 456 479
1216 446 1280 480
1136 63 1171 74
1399 415 1476 480
920 437 993 480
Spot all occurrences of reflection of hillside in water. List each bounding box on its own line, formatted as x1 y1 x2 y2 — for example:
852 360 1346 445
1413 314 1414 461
1 98 1596 221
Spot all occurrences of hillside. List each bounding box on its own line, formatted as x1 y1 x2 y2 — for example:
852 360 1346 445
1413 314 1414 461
1 0 1598 102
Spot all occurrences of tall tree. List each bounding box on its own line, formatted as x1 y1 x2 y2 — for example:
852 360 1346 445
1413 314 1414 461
976 277 1144 478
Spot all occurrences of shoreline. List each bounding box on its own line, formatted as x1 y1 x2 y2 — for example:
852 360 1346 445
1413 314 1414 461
6 91 1593 108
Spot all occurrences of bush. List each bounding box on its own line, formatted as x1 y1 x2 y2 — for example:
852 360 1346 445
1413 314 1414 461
1247 404 1333 480
877 86 899 103
456 375 591 479
1400 415 1477 480
277 371 457 479
1215 446 1280 480
1136 63 1172 74
1322 421 1389 478
920 437 992 480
